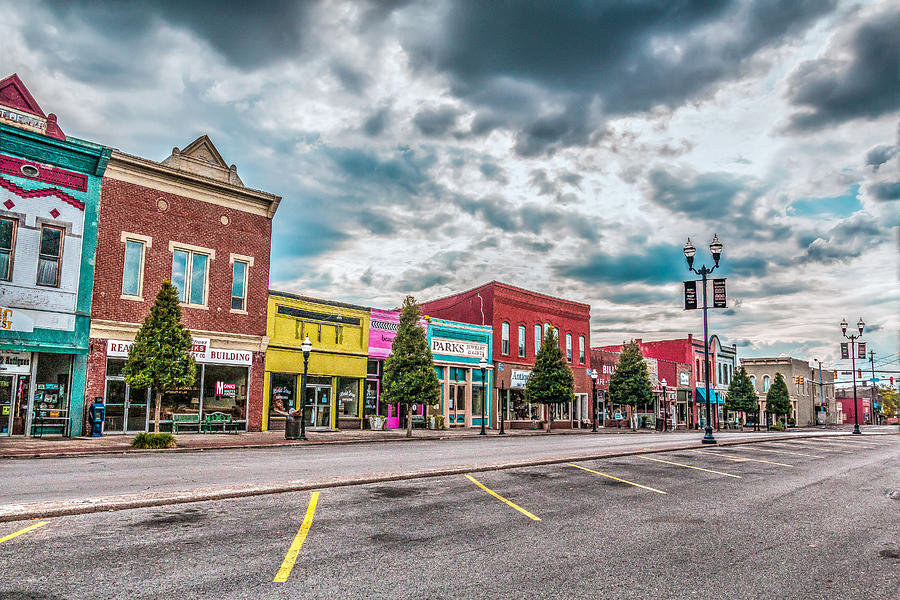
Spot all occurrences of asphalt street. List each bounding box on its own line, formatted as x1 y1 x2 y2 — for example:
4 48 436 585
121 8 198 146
0 430 865 506
0 434 896 600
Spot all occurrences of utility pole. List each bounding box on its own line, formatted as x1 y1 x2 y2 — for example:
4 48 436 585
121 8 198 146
816 359 825 426
869 350 877 425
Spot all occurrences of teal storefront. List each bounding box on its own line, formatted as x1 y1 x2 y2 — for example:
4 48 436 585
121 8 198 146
425 317 493 429
0 74 110 436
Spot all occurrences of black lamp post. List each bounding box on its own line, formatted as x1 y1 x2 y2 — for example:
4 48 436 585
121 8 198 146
684 234 723 445
840 317 865 435
590 369 598 432
479 357 487 435
661 378 668 432
299 335 312 441
499 379 506 435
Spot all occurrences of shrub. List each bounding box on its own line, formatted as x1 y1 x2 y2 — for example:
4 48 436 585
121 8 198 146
433 415 445 430
132 432 176 449
769 422 785 432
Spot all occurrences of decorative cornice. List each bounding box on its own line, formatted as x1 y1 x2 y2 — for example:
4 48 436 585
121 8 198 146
0 122 109 175
89 319 268 352
0 175 85 210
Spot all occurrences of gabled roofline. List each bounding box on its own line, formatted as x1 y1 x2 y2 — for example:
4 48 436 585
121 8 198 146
422 280 590 311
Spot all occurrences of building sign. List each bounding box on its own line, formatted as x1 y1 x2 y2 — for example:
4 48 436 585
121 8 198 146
0 350 31 375
106 338 252 366
368 309 401 360
0 307 35 332
510 369 532 389
0 106 47 134
680 372 690 386
430 337 488 360
215 381 237 397
684 281 697 310
712 279 726 308
857 342 866 359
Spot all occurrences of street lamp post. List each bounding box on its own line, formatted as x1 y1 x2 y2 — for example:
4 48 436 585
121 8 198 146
299 335 312 441
479 357 487 435
499 379 506 435
590 369 598 432
840 317 865 435
661 378 668 432
684 234 723 445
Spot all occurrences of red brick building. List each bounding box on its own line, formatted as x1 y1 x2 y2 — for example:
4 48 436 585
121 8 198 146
85 136 280 433
421 282 592 429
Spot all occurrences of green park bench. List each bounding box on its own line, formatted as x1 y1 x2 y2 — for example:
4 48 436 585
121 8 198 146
202 412 235 433
171 413 200 433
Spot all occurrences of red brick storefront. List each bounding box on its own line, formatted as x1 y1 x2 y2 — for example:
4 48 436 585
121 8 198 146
422 282 591 429
85 137 280 432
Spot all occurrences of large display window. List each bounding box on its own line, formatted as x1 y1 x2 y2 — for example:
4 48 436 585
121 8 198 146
507 389 541 420
337 377 359 418
269 373 296 417
32 352 72 435
202 364 248 421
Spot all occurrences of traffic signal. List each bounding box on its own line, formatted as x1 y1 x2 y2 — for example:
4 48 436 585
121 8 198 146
833 370 838 379
858 369 862 379
799 376 804 385
891 376 894 385
793 376 799 384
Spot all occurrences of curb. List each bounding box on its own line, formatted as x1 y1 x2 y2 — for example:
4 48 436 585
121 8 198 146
0 432 873 523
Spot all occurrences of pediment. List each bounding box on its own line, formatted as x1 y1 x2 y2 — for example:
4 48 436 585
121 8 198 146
161 135 244 186
0 74 45 117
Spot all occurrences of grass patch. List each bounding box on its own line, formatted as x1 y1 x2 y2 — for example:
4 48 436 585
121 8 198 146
131 432 176 449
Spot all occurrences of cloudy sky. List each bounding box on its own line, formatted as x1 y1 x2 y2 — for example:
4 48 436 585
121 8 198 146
3 0 897 368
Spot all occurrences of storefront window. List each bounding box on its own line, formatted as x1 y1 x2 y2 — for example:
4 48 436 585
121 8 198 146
202 365 248 421
509 389 541 420
364 380 378 417
434 366 444 380
367 360 380 377
160 372 201 428
338 377 359 417
32 352 72 434
472 385 484 418
552 402 571 421
270 373 296 416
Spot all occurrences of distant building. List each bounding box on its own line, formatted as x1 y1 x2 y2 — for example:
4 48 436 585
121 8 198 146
835 385 880 425
740 357 835 426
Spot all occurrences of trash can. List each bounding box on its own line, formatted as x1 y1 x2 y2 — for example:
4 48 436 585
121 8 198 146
285 411 300 440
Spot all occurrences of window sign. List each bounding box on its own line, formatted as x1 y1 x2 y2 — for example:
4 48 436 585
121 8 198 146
510 369 532 389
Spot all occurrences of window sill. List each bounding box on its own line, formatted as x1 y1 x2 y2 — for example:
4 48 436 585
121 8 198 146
120 294 144 302
230 309 248 315
180 302 209 311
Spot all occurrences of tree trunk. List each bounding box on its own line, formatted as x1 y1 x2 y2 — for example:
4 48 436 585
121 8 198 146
546 406 552 433
154 390 162 433
406 403 413 438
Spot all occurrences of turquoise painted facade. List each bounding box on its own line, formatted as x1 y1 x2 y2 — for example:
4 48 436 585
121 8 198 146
426 317 493 428
0 120 110 436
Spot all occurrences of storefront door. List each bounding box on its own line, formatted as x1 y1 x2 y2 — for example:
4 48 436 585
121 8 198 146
385 403 400 429
448 384 467 427
104 379 127 433
0 376 12 435
126 388 149 432
304 385 332 429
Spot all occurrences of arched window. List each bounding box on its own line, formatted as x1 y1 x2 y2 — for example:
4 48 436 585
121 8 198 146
579 336 585 364
534 324 542 353
696 359 701 379
763 375 770 392
750 375 756 389
501 322 510 355
518 325 526 357
566 333 573 362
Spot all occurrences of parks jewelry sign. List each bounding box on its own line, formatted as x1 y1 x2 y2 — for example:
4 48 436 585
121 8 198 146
430 338 488 360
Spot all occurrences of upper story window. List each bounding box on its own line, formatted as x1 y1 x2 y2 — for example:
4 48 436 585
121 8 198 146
750 375 756 390
37 225 64 287
518 325 526 357
0 217 16 281
579 336 585 364
763 375 770 392
534 324 542 354
231 260 248 311
501 322 510 355
566 333 573 362
122 240 145 297
172 248 209 306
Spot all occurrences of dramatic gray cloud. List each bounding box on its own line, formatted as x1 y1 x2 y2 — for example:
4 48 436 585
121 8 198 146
865 145 898 171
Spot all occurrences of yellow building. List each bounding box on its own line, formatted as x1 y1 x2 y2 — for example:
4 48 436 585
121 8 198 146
263 292 369 431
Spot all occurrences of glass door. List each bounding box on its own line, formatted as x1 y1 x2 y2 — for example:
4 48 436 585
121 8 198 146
126 387 149 432
0 376 12 435
303 385 332 429
449 384 467 427
104 379 127 433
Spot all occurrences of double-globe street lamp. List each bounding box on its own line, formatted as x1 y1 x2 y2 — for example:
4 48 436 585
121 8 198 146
298 335 312 441
661 378 668 432
479 357 488 436
840 317 865 435
590 369 599 432
684 234 723 445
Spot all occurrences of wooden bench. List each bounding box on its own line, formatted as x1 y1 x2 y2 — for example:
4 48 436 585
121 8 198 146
172 413 200 433
202 412 234 433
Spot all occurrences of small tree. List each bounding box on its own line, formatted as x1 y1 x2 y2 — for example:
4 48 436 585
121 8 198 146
765 372 791 426
525 327 574 432
876 386 898 423
725 367 757 425
608 340 653 429
123 281 196 433
382 296 441 438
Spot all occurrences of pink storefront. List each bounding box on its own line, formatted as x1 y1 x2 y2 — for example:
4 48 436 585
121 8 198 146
366 308 427 429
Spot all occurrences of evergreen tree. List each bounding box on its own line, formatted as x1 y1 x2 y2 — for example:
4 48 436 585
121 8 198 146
122 281 196 433
725 367 758 424
608 340 653 429
525 327 574 432
765 372 791 426
382 296 441 438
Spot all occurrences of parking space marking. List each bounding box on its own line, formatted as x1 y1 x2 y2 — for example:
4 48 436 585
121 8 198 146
735 446 824 459
465 475 541 521
689 450 794 468
0 521 49 545
775 441 852 454
273 492 320 583
567 463 667 494
638 456 741 478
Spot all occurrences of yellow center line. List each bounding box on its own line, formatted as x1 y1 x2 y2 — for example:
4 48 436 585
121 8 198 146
273 492 320 583
638 455 741 478
465 474 541 521
0 521 49 544
567 463 667 494
689 449 794 468
730 446 823 459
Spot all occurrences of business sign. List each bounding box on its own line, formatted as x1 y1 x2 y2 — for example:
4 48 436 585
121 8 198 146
0 350 31 375
680 372 690 387
106 338 252 366
0 106 47 134
840 343 849 360
857 342 866 359
0 307 34 332
430 337 488 360
215 381 237 397
510 369 532 389
368 308 401 360
684 281 697 310
712 279 726 308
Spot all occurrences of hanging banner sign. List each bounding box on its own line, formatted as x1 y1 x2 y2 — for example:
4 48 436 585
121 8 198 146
840 343 849 359
857 342 866 359
0 307 35 333
684 281 697 310
712 279 727 308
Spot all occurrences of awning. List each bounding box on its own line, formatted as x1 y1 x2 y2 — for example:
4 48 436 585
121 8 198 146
695 388 724 404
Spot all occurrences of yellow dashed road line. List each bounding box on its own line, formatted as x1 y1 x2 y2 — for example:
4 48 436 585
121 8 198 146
0 521 49 544
732 446 824 459
688 449 794 468
567 463 667 494
465 474 541 521
638 455 741 478
273 492 320 583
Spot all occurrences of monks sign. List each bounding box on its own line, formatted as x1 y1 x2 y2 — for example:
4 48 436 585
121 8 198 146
0 307 34 333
